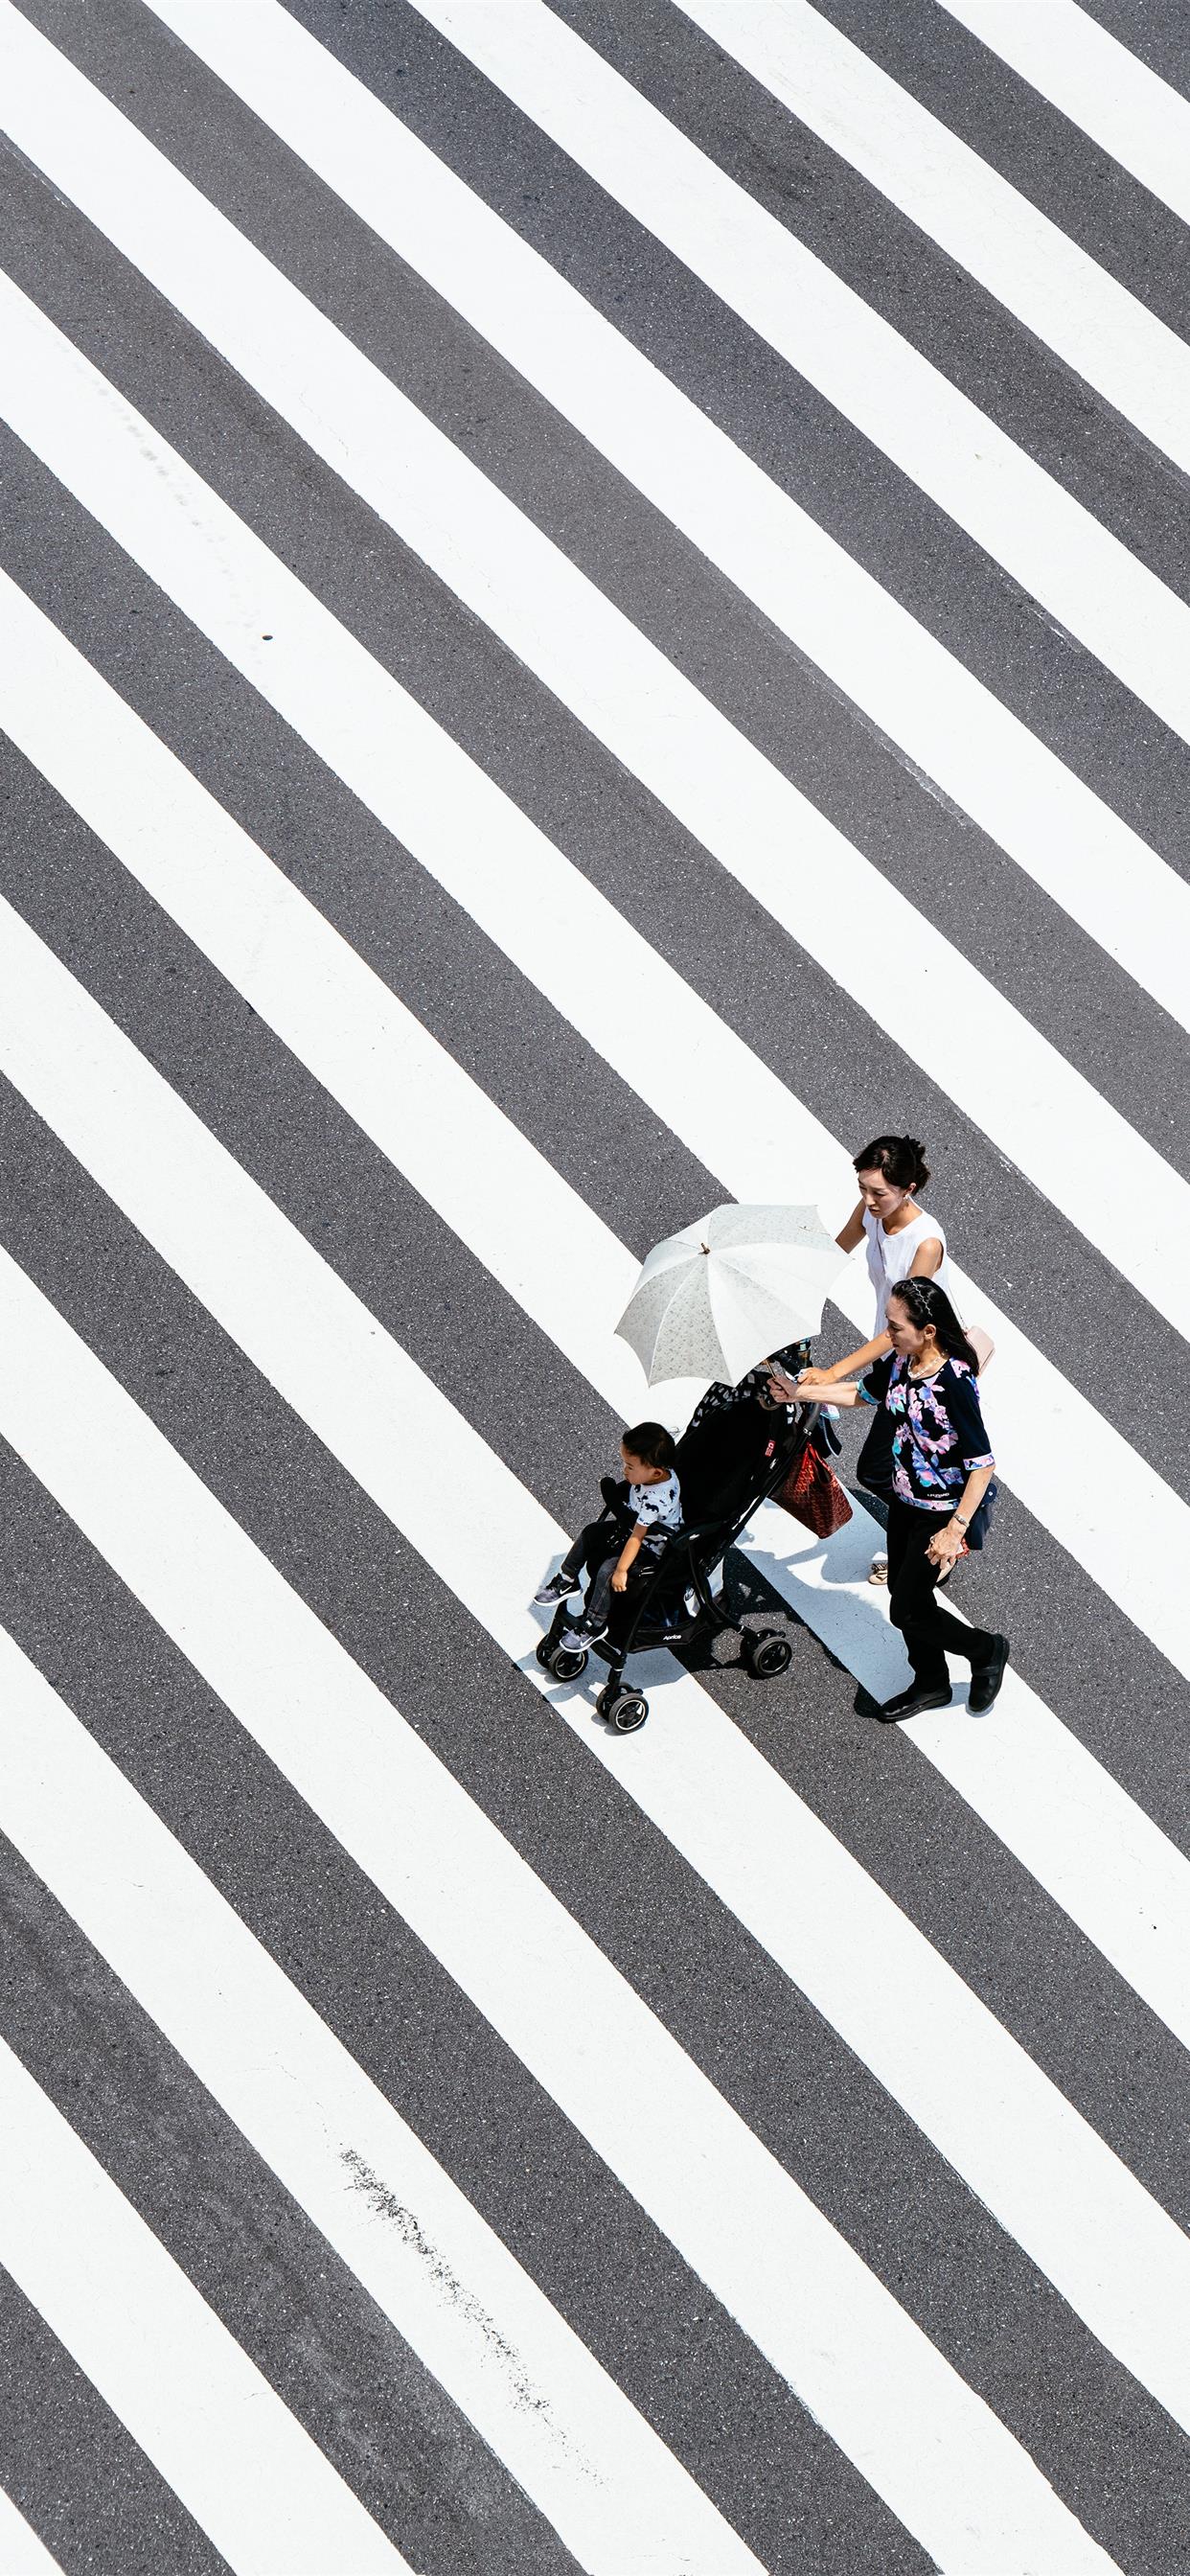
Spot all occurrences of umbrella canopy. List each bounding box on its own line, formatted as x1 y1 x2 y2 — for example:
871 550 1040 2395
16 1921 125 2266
615 1203 846 1392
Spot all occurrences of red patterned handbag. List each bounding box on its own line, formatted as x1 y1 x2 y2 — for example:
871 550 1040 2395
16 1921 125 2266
774 1439 854 1538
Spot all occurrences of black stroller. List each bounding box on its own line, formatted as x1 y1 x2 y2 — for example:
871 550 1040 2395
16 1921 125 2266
536 1393 825 1732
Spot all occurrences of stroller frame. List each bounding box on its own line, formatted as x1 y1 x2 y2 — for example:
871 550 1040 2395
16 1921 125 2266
537 1401 823 1731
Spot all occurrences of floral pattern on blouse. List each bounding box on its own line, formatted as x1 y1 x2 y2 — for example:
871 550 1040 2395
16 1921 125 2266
860 1352 994 1511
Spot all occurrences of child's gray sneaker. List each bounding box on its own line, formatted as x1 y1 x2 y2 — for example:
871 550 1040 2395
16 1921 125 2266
535 1568 579 1605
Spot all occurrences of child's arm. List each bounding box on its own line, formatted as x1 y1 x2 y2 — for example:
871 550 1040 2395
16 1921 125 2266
610 1525 647 1592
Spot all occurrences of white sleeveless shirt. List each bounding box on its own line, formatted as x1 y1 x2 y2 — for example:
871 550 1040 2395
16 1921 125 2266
863 1206 961 1327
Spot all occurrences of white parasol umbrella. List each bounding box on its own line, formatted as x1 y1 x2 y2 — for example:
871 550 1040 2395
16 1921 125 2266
614 1204 847 1392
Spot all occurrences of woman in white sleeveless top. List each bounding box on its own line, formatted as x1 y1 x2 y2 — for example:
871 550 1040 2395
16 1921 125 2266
861 1179 960 1326
774 1135 990 1577
810 1134 961 1346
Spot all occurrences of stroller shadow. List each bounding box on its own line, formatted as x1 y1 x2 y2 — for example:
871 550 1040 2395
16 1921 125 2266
676 1546 854 1682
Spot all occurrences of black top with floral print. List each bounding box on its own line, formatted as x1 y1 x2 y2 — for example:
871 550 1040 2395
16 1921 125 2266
859 1352 995 1511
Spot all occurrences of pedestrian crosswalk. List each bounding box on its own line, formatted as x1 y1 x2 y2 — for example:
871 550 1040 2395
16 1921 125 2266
7 12 1188 1306
0 1626 754 2575
6 901 1190 2440
411 0 1190 749
678 0 1190 478
0 2026 412 2576
3 574 1187 2048
8 1251 1132 2576
103 0 1190 977
936 0 1190 227
0 3 1186 2569
7 309 1190 1680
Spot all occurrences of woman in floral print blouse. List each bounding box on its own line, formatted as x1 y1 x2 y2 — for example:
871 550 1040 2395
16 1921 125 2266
787 1277 1008 1724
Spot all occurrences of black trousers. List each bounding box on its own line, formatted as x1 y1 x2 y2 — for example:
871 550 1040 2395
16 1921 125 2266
560 1518 657 1644
857 1402 896 1502
560 1517 621 1633
886 1500 994 1690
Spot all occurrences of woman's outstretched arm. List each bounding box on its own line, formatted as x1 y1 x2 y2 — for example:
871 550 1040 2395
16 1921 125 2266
767 1368 869 1409
794 1334 889 1390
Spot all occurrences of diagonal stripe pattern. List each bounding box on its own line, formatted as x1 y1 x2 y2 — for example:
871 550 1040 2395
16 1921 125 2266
0 0 1186 2568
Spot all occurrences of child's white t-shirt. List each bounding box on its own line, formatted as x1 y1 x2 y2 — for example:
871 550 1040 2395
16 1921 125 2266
629 1470 682 1547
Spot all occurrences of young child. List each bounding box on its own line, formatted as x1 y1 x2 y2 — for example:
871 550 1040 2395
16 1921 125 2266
535 1422 683 1644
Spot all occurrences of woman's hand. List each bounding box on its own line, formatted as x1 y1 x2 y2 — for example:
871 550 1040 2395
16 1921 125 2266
795 1366 834 1389
927 1524 965 1571
610 1567 629 1593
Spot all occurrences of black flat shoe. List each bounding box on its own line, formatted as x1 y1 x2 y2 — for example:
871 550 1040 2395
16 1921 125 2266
969 1635 1010 1714
876 1685 952 1722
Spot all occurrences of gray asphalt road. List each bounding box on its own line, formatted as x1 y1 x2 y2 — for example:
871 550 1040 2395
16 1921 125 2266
0 4 1187 2570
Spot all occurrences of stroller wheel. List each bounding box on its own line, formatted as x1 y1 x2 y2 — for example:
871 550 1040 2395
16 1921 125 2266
603 1690 649 1733
744 1628 792 1680
549 1644 588 1682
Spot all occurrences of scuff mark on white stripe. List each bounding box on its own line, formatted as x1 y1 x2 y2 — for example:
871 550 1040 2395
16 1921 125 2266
0 1625 762 2576
0 2038 410 2576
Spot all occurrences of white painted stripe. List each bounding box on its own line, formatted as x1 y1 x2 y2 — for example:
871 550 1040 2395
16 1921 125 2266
0 1627 758 2576
0 1257 1126 2576
0 901 1185 2470
0 2490 60 2575
411 0 1190 743
680 0 1190 476
137 10 1190 1068
930 0 1190 237
1 274 1188 1353
0 2039 408 2576
2 573 1187 2053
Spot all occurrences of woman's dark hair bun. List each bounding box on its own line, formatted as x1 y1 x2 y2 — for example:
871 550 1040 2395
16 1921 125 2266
853 1133 930 1192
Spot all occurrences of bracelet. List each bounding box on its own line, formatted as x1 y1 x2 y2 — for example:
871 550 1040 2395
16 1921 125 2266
952 1514 969 1530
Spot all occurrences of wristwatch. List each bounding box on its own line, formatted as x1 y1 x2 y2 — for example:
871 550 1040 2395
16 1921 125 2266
952 1514 969 1531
